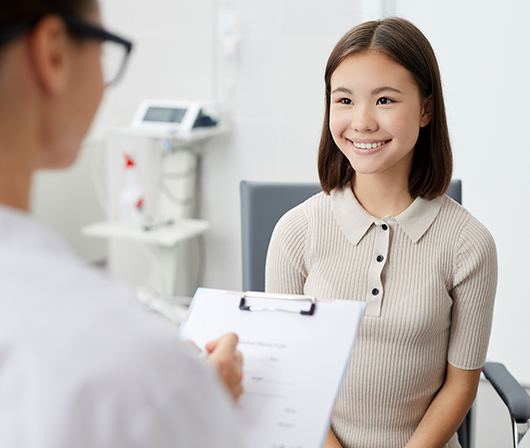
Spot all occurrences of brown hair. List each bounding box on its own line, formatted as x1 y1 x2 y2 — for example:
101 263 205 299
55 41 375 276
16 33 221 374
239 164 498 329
0 0 95 44
318 17 452 200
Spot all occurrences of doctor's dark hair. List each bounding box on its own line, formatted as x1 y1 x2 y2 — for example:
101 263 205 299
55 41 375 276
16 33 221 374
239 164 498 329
318 17 452 200
0 0 96 46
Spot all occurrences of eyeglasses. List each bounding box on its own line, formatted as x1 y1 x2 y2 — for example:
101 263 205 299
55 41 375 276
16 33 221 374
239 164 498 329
63 17 133 87
0 15 134 87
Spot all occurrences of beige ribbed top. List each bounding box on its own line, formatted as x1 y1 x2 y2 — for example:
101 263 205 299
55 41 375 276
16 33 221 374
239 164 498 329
265 188 497 448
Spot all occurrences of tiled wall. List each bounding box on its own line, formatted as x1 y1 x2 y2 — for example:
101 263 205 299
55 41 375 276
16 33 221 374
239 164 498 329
88 0 362 290
200 0 363 289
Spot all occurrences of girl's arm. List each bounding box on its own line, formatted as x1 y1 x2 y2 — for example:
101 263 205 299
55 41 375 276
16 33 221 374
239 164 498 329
405 363 480 448
265 207 308 294
406 217 496 447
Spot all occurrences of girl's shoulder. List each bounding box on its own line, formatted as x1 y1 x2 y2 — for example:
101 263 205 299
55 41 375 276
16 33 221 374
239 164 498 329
440 194 487 229
439 194 496 254
273 191 328 237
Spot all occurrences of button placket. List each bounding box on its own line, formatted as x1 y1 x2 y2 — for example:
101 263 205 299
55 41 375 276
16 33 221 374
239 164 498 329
365 220 390 317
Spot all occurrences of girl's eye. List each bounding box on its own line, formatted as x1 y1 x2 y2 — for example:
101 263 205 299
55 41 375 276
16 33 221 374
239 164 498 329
339 98 352 105
376 97 394 105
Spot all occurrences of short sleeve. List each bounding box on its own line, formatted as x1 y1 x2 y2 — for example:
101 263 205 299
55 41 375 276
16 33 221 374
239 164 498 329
447 216 497 370
265 204 308 295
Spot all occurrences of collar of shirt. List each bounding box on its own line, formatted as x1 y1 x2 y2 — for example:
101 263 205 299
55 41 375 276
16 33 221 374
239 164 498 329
331 187 443 246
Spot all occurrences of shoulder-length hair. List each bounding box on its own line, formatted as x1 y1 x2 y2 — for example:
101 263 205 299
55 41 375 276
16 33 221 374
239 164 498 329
318 17 452 199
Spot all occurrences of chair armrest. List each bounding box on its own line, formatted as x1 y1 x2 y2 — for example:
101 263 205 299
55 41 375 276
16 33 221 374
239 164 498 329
482 362 530 423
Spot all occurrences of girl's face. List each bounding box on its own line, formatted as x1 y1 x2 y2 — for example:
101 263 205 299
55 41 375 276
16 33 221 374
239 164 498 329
329 50 431 180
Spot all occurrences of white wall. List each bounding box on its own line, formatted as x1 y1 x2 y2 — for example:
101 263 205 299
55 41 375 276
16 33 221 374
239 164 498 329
200 0 364 289
31 140 107 263
474 380 526 448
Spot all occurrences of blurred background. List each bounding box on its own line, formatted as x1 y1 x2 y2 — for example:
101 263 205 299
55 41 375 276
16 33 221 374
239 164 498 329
29 1 530 446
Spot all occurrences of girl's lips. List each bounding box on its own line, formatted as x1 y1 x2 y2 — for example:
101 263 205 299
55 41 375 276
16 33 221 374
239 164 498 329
346 138 392 155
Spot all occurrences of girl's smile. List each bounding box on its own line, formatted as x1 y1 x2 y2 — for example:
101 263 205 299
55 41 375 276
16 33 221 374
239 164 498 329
345 137 393 155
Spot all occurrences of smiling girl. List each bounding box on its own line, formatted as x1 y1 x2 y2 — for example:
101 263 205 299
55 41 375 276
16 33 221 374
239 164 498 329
266 18 497 448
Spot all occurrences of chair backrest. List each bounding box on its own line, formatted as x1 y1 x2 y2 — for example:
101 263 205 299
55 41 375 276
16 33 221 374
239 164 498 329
240 181 322 292
240 179 462 292
447 179 462 204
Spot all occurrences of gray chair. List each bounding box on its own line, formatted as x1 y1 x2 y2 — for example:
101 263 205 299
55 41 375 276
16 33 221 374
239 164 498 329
240 179 530 448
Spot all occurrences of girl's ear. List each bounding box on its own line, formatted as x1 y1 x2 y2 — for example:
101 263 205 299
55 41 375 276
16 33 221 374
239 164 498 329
420 94 433 128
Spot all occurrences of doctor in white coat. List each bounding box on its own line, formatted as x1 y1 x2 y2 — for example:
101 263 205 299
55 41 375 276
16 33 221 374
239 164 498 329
0 1 245 447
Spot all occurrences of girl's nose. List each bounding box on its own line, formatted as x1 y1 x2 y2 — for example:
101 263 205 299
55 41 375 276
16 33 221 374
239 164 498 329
350 105 377 133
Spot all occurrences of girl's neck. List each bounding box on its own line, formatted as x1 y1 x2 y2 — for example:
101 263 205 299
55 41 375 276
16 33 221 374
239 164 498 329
352 172 413 219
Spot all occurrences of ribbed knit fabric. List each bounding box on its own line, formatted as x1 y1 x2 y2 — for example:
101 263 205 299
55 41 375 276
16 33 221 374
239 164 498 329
265 188 497 448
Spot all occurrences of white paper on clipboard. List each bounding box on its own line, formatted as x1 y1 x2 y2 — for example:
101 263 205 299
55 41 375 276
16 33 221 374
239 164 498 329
180 288 365 448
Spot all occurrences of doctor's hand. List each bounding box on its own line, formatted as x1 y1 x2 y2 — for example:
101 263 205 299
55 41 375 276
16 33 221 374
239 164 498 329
205 333 244 402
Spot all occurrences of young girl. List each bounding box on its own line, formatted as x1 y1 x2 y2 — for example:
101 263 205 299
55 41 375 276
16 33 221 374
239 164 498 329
266 18 496 448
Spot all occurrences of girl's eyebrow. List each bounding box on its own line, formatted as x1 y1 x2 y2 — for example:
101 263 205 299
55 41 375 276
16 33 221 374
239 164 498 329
331 86 403 95
331 87 353 95
372 86 403 95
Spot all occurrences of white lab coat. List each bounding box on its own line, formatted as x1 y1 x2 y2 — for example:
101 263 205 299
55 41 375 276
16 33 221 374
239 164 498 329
0 205 244 448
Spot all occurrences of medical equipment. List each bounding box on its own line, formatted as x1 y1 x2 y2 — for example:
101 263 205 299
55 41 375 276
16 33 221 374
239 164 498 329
117 153 145 226
83 99 227 298
132 99 222 136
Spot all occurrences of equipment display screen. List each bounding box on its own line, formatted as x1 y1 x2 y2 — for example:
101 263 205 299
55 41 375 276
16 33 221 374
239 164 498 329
143 107 186 123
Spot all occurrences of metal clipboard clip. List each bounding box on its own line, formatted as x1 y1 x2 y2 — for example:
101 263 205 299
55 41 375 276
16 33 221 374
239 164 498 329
239 291 316 316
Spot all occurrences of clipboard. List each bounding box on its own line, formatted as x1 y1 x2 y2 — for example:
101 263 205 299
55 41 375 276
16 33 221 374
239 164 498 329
239 291 316 315
180 288 365 448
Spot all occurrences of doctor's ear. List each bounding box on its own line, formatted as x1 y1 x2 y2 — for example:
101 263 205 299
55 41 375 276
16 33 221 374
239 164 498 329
420 94 433 128
28 15 72 94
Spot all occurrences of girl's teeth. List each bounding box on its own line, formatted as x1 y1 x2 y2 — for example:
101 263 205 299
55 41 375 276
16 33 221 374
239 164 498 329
353 141 386 150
